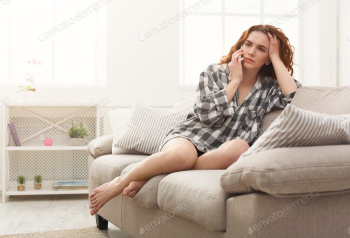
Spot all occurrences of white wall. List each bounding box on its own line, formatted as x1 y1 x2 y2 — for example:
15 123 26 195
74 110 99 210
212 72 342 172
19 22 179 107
104 0 197 106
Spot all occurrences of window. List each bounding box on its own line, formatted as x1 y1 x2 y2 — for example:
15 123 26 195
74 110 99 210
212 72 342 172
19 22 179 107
0 0 108 87
339 0 350 86
180 0 303 88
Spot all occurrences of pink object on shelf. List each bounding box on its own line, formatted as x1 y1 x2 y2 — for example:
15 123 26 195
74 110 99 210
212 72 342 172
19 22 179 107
44 138 53 146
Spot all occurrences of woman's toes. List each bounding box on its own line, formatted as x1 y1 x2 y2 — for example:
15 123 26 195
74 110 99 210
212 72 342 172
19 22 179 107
90 189 97 197
90 200 96 209
90 208 96 216
123 187 130 196
122 184 134 197
122 180 147 198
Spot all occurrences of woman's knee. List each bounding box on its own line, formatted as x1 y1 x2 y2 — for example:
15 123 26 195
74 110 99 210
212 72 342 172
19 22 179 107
215 139 249 167
218 138 250 156
160 138 198 170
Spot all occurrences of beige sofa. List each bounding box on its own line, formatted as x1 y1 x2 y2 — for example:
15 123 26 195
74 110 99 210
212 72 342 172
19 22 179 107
88 86 350 238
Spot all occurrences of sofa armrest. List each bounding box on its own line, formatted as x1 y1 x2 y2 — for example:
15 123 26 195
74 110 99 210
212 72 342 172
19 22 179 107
220 145 350 197
88 134 113 159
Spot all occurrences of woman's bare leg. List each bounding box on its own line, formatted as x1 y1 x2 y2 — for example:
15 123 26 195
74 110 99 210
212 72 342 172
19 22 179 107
192 139 250 170
123 139 250 197
89 138 198 215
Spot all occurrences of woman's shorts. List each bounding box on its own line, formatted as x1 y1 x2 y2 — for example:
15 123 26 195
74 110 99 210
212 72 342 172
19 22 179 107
196 147 205 157
160 134 206 157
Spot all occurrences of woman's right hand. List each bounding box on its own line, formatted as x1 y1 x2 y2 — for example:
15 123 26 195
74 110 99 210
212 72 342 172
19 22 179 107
228 48 245 85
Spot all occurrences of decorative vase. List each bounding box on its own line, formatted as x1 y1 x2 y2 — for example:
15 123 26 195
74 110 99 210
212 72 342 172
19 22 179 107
44 137 53 146
34 182 42 190
17 183 26 191
69 138 88 146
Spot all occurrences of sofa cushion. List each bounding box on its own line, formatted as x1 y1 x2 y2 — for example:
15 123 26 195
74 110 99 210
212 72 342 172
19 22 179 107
220 145 350 197
121 162 168 208
157 170 229 232
90 154 148 184
239 103 350 160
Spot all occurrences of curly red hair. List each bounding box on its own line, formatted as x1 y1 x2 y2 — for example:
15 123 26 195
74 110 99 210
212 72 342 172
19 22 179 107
220 24 295 79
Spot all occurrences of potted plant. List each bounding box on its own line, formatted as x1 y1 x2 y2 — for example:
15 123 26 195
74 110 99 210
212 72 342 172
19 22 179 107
68 122 89 146
17 175 26 191
34 175 42 189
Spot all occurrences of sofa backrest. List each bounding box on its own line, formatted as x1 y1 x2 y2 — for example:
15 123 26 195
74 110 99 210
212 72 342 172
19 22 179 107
130 86 350 148
259 109 283 135
259 86 350 136
291 86 350 114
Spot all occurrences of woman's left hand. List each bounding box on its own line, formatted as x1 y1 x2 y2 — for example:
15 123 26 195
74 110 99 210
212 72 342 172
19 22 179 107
268 32 280 60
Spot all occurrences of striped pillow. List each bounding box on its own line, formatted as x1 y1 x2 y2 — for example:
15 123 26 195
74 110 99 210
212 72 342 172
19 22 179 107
115 101 189 155
108 109 147 155
238 104 350 160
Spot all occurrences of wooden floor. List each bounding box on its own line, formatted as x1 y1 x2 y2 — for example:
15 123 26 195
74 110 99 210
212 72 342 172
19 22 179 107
0 194 131 238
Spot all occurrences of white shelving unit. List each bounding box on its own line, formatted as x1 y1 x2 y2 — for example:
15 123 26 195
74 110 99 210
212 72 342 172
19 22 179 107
2 103 101 202
6 146 88 151
6 183 89 196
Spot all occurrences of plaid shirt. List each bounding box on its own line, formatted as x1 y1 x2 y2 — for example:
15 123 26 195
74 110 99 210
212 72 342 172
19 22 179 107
158 63 302 153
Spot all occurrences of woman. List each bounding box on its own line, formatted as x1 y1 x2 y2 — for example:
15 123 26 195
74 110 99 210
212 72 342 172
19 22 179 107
89 24 302 215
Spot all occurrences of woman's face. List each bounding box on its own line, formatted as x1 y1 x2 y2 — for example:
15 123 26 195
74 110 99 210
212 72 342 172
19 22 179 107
241 31 271 69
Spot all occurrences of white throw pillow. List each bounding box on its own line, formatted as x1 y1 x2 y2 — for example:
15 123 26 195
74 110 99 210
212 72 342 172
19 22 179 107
238 103 350 160
108 109 146 155
172 97 196 113
115 101 189 155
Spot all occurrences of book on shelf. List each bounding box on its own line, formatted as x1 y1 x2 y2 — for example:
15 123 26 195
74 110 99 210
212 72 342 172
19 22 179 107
8 122 21 146
52 180 88 190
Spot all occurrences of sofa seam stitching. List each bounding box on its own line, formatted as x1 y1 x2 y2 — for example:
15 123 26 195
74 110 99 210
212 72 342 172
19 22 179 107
159 181 223 201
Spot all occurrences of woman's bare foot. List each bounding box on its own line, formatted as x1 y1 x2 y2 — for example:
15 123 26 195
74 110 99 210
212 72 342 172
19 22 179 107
89 176 125 215
123 180 148 198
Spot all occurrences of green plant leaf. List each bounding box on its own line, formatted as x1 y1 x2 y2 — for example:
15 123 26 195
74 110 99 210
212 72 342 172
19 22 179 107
34 175 42 183
17 175 26 184
68 121 89 138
